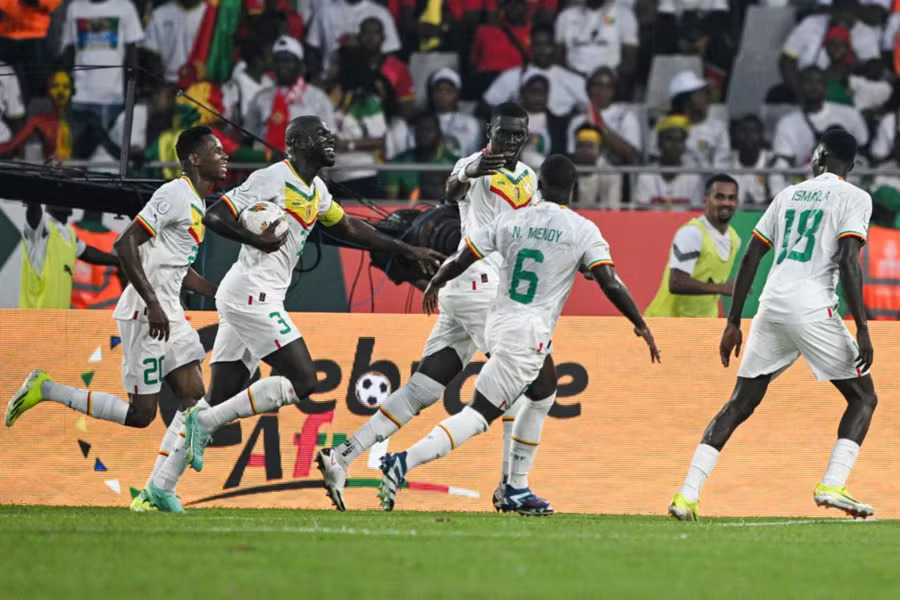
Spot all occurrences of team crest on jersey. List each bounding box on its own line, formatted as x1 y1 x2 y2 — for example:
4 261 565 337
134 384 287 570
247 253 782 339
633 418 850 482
285 181 319 228
188 203 205 243
489 170 534 209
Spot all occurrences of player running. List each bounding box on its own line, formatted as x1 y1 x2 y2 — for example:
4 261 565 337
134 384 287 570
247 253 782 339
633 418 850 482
377 154 661 513
180 116 443 473
669 127 878 521
317 102 549 513
6 126 227 512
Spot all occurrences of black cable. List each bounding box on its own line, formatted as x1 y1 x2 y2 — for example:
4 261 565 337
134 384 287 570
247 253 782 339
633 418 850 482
347 251 365 311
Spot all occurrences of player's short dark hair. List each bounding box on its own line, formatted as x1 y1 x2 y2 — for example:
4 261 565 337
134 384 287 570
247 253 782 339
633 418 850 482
490 101 528 122
821 127 857 164
705 173 738 194
540 154 578 191
360 16 383 32
285 116 322 145
530 24 553 40
175 126 213 163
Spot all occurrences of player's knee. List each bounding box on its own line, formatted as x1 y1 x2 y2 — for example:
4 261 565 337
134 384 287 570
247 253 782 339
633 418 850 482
125 401 157 428
857 391 878 415
285 371 317 402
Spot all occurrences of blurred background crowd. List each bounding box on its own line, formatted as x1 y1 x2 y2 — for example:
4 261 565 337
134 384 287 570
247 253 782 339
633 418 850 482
1 0 900 225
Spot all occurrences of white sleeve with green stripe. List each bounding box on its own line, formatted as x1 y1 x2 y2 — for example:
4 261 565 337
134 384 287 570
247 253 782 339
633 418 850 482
136 185 186 237
580 219 613 270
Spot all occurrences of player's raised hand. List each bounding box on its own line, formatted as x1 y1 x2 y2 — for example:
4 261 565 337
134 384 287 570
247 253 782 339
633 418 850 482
634 326 661 363
255 221 288 253
422 279 443 315
464 151 507 178
146 301 170 341
719 322 742 367
855 327 874 373
405 246 445 276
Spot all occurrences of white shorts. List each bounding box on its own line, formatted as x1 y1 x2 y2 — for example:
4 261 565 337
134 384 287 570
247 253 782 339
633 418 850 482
117 317 205 395
737 316 866 382
422 281 496 363
474 313 552 408
210 299 302 371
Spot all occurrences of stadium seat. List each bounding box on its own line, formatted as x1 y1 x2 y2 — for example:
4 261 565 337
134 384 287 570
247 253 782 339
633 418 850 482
645 55 703 117
726 6 797 120
409 52 460 110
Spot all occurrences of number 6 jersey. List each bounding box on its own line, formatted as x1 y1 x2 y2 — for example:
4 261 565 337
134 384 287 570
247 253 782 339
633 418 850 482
751 172 872 323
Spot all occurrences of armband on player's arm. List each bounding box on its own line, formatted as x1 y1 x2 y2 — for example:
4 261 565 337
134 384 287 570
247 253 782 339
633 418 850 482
318 200 346 227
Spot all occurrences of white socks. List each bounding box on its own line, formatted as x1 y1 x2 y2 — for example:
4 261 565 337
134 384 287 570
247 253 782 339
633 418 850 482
406 406 488 470
151 411 189 492
196 377 297 431
500 401 521 481
679 444 720 503
821 438 860 488
40 381 128 425
146 410 185 487
336 373 445 469
508 394 555 489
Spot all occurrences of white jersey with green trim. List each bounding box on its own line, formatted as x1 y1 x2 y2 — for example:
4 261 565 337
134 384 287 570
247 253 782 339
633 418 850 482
113 176 206 322
448 152 539 285
465 202 612 331
217 160 345 304
752 172 872 323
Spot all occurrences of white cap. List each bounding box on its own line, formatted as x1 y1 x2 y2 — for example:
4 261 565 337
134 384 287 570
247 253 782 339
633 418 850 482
273 36 304 61
668 70 708 100
429 67 461 89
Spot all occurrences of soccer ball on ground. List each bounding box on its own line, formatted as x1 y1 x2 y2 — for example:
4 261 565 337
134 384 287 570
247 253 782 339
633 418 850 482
239 202 288 236
355 371 392 408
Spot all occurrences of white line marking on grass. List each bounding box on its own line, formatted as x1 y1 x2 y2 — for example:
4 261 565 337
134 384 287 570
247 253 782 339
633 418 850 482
717 519 880 527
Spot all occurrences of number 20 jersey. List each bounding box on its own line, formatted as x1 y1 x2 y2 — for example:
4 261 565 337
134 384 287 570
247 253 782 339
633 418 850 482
752 172 872 323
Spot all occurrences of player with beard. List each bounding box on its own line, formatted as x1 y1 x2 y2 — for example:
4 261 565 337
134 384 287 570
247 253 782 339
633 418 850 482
645 175 741 318
317 102 553 515
181 116 443 473
6 126 227 512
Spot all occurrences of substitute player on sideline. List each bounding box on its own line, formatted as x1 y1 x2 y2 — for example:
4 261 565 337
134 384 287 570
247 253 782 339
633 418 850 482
6 126 228 512
669 127 879 521
181 116 443 473
318 102 546 513
378 155 661 513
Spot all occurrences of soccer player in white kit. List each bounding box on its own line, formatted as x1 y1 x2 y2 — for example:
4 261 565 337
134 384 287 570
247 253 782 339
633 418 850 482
180 116 443 473
378 155 661 513
669 127 879 521
317 102 549 514
5 126 228 512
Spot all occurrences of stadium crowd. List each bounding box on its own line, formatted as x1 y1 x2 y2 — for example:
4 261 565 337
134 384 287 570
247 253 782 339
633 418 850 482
0 0 899 224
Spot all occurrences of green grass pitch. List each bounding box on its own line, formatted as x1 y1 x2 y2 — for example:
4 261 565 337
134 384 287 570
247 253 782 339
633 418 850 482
1 506 898 598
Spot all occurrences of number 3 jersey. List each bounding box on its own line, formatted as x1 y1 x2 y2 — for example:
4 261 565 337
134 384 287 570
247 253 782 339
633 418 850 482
752 172 872 323
217 160 345 304
464 202 612 332
112 176 206 322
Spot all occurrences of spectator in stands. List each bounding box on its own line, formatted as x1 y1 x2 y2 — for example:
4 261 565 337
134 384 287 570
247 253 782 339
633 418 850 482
142 0 207 84
772 66 868 179
634 115 704 208
382 112 458 202
554 0 638 82
881 2 900 68
482 25 588 119
245 36 335 148
777 0 880 101
567 67 641 164
0 70 120 161
359 17 413 113
871 137 900 228
822 25 857 105
427 67 481 157
469 0 530 98
0 0 61 99
19 204 120 309
223 35 275 127
306 0 401 75
729 114 774 206
518 73 553 169
331 45 388 197
644 174 740 318
59 0 143 131
0 63 25 147
89 89 148 173
667 70 730 168
572 124 621 208
243 0 304 41
870 110 896 163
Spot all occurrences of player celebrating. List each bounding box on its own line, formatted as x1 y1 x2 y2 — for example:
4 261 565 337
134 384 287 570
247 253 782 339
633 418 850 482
6 126 227 512
669 128 878 521
317 102 547 513
377 154 661 513
180 116 443 473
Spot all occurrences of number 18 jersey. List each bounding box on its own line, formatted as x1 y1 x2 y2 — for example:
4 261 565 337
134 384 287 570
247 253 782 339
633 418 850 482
752 172 872 323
